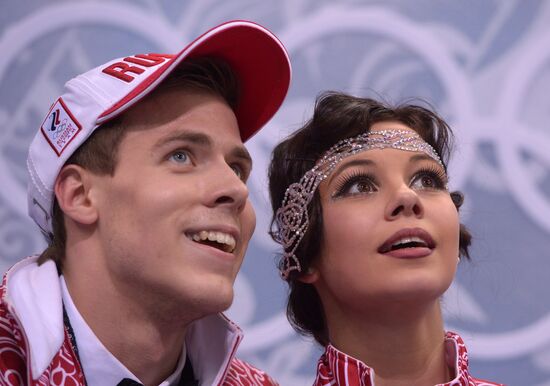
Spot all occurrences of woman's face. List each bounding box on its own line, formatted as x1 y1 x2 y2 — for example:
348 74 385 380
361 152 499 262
308 121 460 314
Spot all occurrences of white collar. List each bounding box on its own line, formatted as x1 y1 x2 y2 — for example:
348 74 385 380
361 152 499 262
4 257 63 379
60 275 186 386
5 256 244 384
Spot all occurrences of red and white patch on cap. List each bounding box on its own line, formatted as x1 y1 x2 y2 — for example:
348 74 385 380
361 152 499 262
40 98 82 156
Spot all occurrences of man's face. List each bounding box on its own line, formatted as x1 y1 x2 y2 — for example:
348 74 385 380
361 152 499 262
90 88 256 317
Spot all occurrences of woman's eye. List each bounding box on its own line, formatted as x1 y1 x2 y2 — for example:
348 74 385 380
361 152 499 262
410 171 447 190
334 175 377 197
169 150 191 164
349 180 374 194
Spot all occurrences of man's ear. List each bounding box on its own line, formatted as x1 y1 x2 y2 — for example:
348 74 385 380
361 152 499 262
298 266 320 284
54 164 98 226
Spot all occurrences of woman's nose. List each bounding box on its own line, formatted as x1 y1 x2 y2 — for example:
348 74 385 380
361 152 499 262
384 186 424 220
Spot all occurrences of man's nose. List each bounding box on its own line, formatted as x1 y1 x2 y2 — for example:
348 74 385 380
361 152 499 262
204 164 249 212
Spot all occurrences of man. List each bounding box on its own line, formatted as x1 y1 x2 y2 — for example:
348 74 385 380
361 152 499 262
0 21 291 385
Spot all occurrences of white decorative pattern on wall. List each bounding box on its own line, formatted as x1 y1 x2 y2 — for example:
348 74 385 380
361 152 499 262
1 1 549 385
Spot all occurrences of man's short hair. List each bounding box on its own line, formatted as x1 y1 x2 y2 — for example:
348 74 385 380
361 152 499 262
38 57 239 270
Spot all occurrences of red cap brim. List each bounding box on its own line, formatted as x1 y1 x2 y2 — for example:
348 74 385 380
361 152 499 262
98 20 291 141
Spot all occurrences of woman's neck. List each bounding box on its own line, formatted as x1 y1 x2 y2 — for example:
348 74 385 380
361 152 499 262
326 300 452 386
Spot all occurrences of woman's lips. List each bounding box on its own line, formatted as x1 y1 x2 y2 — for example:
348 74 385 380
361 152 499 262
378 227 435 258
381 246 433 259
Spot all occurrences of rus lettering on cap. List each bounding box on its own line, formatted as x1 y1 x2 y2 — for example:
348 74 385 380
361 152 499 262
102 53 175 83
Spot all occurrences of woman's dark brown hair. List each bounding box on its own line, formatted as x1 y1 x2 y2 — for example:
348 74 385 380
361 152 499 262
268 91 471 346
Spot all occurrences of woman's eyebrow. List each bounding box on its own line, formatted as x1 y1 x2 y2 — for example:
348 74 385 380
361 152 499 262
327 158 376 185
409 153 436 164
408 153 446 171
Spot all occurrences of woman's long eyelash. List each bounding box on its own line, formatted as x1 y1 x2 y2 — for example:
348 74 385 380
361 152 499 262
414 165 449 188
332 171 376 197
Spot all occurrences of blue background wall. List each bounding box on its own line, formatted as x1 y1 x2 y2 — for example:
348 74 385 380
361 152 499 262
1 1 549 385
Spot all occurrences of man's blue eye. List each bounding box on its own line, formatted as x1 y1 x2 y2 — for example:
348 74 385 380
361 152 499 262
170 151 190 164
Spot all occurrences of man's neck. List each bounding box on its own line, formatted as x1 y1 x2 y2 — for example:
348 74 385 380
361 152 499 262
63 245 194 386
326 300 452 386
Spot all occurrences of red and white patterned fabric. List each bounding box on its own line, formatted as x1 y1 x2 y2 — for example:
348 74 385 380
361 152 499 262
0 257 278 385
314 331 504 386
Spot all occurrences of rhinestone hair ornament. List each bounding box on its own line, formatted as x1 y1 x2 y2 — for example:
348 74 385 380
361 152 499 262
274 129 445 280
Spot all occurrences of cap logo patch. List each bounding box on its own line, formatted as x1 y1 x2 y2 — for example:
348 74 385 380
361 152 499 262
102 53 175 83
40 98 82 156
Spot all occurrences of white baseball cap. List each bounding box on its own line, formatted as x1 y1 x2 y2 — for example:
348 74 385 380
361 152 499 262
27 20 291 237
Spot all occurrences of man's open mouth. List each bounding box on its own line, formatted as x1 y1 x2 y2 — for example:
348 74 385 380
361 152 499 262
188 231 236 253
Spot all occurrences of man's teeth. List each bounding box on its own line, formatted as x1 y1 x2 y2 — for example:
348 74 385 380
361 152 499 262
392 236 427 248
191 231 236 252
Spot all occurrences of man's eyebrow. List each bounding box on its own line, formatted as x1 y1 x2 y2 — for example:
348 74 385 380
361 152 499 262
153 131 213 150
327 158 376 185
153 130 251 165
230 146 252 167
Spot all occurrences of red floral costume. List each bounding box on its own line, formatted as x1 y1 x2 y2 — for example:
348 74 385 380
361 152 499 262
313 331 504 386
0 257 277 386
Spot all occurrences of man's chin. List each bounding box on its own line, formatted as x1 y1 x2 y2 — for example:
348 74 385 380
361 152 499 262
195 287 235 315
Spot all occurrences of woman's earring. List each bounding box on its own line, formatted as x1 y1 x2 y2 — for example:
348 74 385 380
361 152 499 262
299 266 319 284
451 191 464 209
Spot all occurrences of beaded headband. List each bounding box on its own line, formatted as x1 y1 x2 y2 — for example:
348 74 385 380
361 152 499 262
274 129 444 280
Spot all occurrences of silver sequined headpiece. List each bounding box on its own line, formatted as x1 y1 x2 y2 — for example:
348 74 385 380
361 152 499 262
274 129 444 280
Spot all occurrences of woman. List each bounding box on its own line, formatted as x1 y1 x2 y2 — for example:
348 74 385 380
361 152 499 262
268 92 503 386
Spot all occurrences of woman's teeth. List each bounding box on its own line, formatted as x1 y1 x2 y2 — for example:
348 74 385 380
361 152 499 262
391 236 427 250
